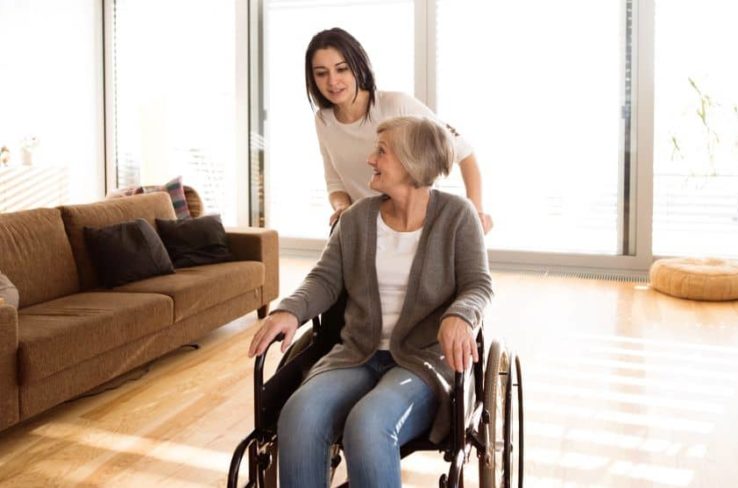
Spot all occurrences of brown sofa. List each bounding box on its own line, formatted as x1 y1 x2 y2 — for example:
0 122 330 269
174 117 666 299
0 192 278 431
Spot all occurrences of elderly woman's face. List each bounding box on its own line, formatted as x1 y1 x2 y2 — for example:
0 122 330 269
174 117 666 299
367 131 412 194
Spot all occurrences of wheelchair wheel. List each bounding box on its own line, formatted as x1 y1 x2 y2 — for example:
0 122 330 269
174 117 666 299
478 340 509 488
504 353 524 488
510 355 524 487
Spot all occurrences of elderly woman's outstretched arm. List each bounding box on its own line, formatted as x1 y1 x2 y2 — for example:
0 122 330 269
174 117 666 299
248 224 345 357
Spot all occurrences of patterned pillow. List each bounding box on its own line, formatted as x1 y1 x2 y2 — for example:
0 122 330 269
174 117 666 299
142 176 191 220
106 186 143 199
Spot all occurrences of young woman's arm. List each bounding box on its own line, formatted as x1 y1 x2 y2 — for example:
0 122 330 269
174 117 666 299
458 154 493 233
329 191 352 225
395 92 493 233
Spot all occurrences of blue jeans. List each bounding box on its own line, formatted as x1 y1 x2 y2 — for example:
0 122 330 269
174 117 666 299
277 350 438 488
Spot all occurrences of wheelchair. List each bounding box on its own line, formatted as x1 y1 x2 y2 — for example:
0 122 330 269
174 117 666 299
227 292 524 488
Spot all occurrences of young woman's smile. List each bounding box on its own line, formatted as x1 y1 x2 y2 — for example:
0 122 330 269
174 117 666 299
311 48 356 107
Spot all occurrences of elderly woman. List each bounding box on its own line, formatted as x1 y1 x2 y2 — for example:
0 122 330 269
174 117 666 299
248 116 492 488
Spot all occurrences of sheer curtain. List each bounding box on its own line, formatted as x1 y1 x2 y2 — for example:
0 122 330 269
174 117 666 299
111 0 240 224
0 0 104 210
436 0 627 254
653 0 738 258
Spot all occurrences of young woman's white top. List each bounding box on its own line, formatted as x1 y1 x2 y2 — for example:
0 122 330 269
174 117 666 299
375 212 423 350
314 91 474 203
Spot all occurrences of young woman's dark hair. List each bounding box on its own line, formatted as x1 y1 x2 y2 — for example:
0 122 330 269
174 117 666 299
304 28 377 119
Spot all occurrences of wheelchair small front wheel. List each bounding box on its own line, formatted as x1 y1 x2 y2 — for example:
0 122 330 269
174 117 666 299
478 340 510 488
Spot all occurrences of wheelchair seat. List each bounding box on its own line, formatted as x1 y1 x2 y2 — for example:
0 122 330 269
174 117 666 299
228 295 524 488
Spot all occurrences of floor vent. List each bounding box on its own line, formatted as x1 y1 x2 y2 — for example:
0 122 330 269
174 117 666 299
495 268 650 284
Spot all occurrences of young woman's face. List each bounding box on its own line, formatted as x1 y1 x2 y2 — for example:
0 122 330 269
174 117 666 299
311 47 357 107
367 131 412 193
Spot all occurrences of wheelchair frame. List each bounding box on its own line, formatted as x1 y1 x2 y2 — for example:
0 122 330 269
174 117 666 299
228 313 524 488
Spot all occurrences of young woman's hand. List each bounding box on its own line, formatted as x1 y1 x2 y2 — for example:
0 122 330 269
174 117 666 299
437 316 479 372
328 191 352 226
248 311 299 357
478 212 493 234
329 205 349 226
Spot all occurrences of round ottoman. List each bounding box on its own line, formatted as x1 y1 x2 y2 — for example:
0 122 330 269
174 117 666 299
650 257 738 301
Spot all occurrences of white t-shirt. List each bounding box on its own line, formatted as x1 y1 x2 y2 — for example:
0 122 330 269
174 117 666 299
375 212 423 350
314 91 474 203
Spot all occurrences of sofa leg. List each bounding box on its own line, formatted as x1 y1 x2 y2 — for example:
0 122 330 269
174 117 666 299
258 305 269 319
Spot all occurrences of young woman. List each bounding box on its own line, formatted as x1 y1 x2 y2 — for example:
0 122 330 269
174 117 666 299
305 27 493 233
249 116 493 487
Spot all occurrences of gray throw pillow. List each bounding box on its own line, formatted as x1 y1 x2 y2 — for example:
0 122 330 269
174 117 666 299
84 219 175 288
0 272 19 308
156 214 234 268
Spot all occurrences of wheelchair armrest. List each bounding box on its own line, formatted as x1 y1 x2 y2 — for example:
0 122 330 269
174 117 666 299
253 333 287 425
451 365 475 453
254 333 285 376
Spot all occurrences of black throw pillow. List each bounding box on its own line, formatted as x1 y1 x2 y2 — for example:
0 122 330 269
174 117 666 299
156 214 234 268
84 219 175 288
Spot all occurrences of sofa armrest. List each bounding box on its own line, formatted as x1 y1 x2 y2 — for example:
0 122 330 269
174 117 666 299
226 227 279 305
0 302 19 430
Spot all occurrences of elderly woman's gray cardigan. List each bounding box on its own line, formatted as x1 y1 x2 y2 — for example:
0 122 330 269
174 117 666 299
274 189 493 443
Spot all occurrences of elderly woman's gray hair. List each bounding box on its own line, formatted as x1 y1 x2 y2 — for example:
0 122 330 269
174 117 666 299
376 116 454 187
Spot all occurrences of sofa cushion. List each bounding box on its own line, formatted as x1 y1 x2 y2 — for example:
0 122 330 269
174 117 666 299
0 208 79 308
108 184 203 218
18 291 173 383
156 215 234 268
114 261 264 322
18 291 261 421
84 219 175 287
0 303 19 429
61 192 177 291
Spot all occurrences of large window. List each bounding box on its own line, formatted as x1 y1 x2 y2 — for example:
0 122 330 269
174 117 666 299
437 0 627 255
261 0 735 268
4 1 735 268
265 0 414 239
264 0 634 259
109 0 247 225
0 0 104 211
652 0 738 258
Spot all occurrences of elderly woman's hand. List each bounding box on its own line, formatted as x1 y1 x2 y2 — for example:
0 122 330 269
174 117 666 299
248 311 299 357
438 316 479 373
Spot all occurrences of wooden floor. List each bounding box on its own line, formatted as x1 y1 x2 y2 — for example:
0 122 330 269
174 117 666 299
1 254 737 487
